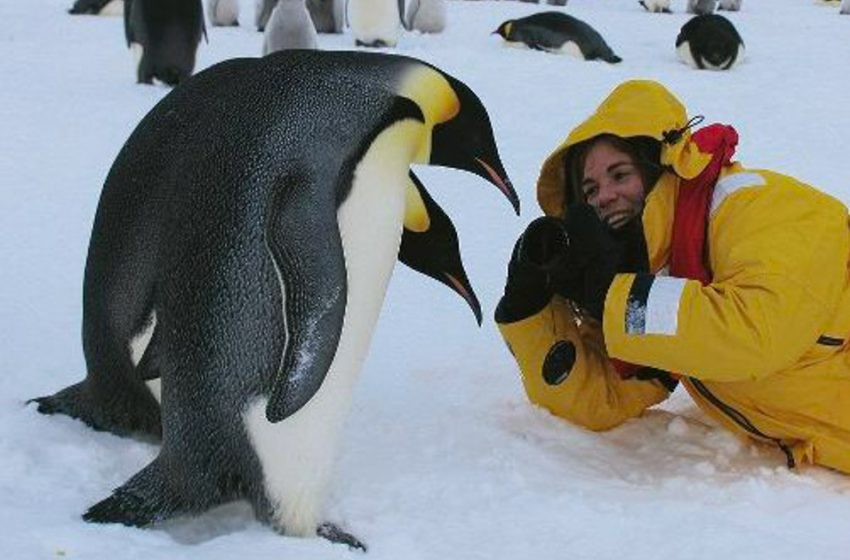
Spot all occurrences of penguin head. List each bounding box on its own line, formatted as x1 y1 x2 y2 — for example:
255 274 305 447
492 21 513 40
428 72 520 215
400 172 482 324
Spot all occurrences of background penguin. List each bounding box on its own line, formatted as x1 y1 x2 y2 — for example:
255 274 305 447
400 172 481 323
717 0 741 11
31 50 517 549
68 0 123 15
348 0 406 47
493 12 622 64
639 0 671 13
206 0 239 26
124 0 205 85
306 0 345 32
262 0 319 54
687 0 716 14
255 0 275 30
676 13 744 70
404 0 446 34
841 0 849 14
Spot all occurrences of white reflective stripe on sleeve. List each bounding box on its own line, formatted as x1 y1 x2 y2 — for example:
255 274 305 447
710 172 766 216
644 276 688 336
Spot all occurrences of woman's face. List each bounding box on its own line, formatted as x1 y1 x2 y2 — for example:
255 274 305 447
579 139 647 230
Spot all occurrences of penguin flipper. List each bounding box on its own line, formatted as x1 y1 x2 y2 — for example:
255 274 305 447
84 459 182 526
264 174 347 423
402 0 417 30
399 171 482 325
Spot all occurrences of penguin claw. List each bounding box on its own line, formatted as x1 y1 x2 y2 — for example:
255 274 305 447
317 522 367 552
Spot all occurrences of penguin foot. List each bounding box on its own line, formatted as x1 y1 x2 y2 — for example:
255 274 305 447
354 39 389 48
84 459 182 527
29 381 162 439
317 522 367 552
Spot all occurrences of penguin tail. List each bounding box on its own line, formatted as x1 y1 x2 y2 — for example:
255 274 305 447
84 460 183 527
602 53 623 64
29 379 161 439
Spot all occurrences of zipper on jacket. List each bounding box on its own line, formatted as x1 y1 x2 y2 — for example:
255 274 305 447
688 378 796 469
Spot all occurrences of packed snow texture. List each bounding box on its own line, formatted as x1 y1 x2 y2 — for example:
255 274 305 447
3 0 850 558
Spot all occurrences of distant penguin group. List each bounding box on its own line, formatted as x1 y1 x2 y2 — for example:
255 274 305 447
31 50 517 550
676 13 744 70
124 0 205 85
493 12 622 64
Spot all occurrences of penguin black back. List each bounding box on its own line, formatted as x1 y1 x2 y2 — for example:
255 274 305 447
125 0 205 85
494 11 621 63
676 13 744 70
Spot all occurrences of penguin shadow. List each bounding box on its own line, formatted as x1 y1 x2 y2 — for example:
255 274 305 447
154 501 258 544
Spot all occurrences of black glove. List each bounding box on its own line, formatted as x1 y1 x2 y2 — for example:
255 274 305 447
552 204 648 322
495 216 570 323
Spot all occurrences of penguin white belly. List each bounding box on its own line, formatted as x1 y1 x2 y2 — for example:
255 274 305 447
556 40 585 60
243 120 423 537
210 0 239 25
349 0 401 46
410 0 446 33
130 42 144 79
676 41 698 68
128 310 163 403
99 0 124 16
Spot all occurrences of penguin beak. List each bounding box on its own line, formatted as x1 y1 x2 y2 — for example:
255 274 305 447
474 156 519 215
441 271 483 325
430 121 520 215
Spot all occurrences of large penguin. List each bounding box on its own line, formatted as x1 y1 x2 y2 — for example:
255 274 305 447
124 0 205 85
262 0 319 54
348 0 407 47
493 12 622 63
31 50 517 548
206 0 239 26
68 0 123 15
676 13 744 70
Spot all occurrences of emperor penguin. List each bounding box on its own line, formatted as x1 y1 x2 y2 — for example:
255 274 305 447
841 0 849 14
348 0 406 47
687 0 715 14
206 0 239 26
638 0 671 13
124 0 205 85
306 0 345 32
717 0 741 11
676 13 744 70
405 0 446 34
262 0 319 54
68 0 124 15
31 50 517 549
493 12 622 64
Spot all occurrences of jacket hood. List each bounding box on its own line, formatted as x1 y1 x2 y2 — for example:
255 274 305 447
537 79 712 217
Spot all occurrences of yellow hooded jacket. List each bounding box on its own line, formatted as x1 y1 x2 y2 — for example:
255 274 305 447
497 80 850 473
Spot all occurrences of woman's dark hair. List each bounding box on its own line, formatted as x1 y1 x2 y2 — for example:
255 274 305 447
564 134 663 207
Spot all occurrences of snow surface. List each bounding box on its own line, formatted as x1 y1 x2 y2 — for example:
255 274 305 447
4 0 850 558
